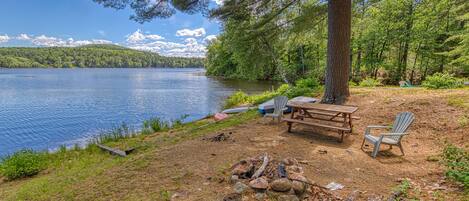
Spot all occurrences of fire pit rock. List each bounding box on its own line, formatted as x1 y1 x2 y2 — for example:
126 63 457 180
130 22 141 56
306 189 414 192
249 177 269 190
270 178 292 192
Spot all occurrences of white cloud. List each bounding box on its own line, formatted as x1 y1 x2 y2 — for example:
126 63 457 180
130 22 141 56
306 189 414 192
213 0 224 5
30 35 112 47
145 34 164 40
0 35 10 43
176 28 206 37
204 35 217 43
16 34 31 40
126 29 164 43
128 38 207 58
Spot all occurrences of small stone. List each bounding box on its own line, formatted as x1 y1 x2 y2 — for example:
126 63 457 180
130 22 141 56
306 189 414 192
223 193 242 201
234 182 249 194
288 173 309 183
249 177 269 190
270 178 292 192
292 181 306 195
255 192 266 200
231 175 240 183
278 195 300 201
282 158 298 166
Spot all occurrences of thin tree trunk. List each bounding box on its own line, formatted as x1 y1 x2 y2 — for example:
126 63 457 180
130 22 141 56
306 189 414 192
322 0 351 104
409 43 421 84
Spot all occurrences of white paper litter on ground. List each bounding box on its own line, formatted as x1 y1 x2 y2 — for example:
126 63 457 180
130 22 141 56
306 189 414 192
325 182 344 191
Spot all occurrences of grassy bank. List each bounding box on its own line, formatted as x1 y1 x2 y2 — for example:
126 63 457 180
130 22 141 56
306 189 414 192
0 111 258 200
1 86 468 200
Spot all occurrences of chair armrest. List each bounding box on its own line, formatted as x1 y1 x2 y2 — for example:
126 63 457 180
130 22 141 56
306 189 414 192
365 125 392 135
367 125 392 129
380 133 408 137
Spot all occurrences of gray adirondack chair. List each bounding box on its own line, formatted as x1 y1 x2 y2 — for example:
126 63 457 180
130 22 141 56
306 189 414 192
361 112 415 158
264 96 288 123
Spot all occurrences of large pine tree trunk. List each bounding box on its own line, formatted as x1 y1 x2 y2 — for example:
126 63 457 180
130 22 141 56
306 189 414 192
322 0 351 104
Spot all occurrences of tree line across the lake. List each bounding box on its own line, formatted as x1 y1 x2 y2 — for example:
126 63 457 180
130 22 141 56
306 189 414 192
0 44 204 68
205 0 468 84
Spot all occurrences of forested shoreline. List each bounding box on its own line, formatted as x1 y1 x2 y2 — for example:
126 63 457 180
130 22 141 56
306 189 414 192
205 0 468 84
0 44 204 68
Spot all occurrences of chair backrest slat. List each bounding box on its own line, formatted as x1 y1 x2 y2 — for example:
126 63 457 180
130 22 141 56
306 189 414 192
273 96 288 115
388 112 415 142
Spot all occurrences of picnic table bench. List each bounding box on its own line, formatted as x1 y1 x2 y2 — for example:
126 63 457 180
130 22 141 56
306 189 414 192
283 101 359 142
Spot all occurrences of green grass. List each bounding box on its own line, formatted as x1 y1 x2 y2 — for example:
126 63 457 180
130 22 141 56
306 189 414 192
0 150 47 180
448 95 469 110
359 78 382 87
442 144 469 191
0 111 258 200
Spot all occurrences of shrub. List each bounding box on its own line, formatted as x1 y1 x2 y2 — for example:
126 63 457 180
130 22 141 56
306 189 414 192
422 73 463 89
359 78 381 87
295 77 320 89
224 91 250 108
223 78 321 108
0 150 46 180
442 144 469 189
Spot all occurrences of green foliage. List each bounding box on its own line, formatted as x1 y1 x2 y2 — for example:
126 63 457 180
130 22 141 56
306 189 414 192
141 115 189 135
359 78 382 87
93 123 137 144
224 78 320 108
442 144 469 189
394 179 412 198
0 45 204 68
206 0 468 84
458 115 468 128
422 73 464 89
0 150 46 180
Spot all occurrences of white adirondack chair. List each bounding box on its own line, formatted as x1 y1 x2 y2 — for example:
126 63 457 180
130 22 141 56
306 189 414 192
361 112 415 158
264 96 288 123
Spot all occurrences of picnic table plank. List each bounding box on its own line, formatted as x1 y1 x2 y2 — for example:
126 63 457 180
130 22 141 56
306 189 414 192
287 101 358 114
284 102 359 142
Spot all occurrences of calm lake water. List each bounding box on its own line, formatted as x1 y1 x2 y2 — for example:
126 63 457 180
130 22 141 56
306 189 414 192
0 68 277 156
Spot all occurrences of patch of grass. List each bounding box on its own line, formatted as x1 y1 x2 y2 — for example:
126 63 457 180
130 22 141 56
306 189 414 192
458 115 468 128
0 150 47 180
442 144 469 190
448 96 469 110
92 123 137 144
395 179 412 198
359 78 382 87
159 189 171 201
422 73 464 89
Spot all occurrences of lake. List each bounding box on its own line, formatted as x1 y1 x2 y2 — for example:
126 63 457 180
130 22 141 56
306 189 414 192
0 68 277 156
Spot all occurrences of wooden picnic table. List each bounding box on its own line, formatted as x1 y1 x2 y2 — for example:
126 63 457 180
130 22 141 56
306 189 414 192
283 101 359 142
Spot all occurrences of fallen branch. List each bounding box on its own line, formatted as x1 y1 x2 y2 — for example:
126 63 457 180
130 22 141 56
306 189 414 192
251 154 269 179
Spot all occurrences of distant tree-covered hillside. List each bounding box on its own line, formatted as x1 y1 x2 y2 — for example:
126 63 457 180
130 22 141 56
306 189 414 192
0 44 204 68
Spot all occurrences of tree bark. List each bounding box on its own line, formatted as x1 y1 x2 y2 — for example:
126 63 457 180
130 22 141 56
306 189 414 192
322 0 351 104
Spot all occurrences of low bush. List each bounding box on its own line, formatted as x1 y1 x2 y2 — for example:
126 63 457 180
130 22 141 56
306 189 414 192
224 78 321 108
359 78 381 87
422 73 464 89
224 91 251 108
0 150 46 180
442 144 469 190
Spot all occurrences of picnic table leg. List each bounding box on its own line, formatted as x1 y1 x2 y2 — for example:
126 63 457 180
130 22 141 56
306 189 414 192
348 114 353 132
287 108 295 132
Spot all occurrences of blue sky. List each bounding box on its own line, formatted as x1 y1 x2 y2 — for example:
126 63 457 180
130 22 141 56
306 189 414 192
0 0 223 57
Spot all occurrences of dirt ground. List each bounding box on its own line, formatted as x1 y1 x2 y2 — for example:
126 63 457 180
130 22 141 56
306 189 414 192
70 88 467 201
